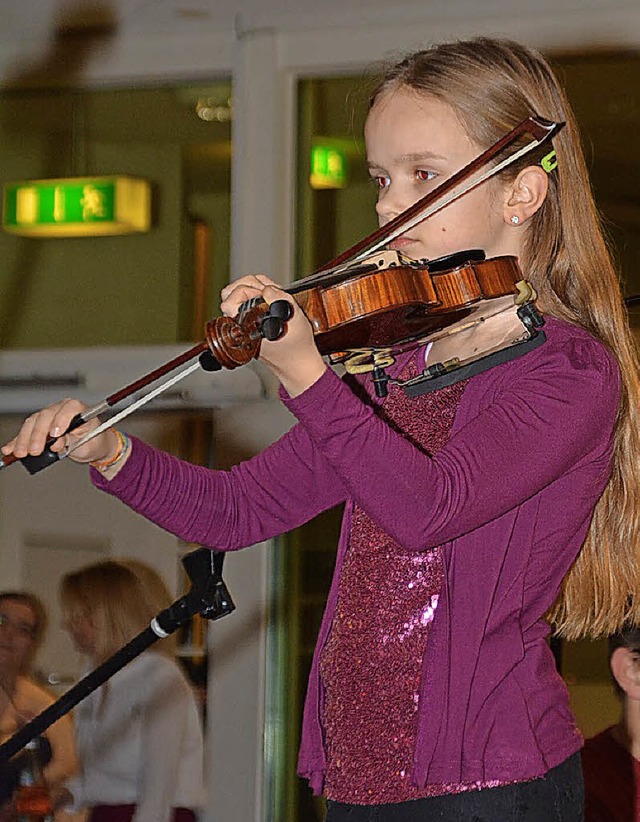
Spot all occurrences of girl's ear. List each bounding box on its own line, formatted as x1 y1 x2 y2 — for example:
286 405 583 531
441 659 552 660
611 647 640 700
504 165 549 226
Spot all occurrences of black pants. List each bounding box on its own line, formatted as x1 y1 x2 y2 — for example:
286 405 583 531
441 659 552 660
325 753 583 821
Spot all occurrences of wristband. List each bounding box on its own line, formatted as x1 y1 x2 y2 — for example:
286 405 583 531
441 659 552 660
90 429 130 473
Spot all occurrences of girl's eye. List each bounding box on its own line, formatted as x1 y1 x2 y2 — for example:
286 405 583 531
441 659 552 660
372 175 390 190
416 169 437 182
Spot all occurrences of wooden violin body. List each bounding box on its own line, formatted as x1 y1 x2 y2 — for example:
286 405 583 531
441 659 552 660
288 250 525 356
205 250 528 369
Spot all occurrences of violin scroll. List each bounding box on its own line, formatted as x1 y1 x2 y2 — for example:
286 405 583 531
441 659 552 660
204 299 293 370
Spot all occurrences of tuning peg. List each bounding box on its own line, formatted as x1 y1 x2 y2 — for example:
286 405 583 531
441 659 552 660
259 300 294 341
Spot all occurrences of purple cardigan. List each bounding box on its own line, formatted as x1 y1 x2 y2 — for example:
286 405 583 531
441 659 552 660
92 318 619 793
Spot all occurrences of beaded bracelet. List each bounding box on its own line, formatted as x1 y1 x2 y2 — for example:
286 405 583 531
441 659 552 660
91 429 131 473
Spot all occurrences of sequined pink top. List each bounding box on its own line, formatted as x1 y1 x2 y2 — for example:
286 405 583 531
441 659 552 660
320 375 507 803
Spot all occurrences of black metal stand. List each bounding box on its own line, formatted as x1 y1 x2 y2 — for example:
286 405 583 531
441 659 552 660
0 547 234 764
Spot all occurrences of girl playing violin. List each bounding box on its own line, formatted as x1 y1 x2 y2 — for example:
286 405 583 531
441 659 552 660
5 36 640 821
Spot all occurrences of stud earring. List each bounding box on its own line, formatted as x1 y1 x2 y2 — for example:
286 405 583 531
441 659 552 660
510 215 520 225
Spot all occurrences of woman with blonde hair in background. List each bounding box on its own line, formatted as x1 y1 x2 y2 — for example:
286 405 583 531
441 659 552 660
58 560 204 822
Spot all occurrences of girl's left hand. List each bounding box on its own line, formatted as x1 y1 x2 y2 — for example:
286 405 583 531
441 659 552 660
220 274 327 396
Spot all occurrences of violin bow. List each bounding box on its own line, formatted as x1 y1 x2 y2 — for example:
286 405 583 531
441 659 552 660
1 116 564 474
312 115 564 278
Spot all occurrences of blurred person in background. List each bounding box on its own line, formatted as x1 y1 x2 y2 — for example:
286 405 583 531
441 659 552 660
582 625 640 820
0 591 78 817
56 560 204 822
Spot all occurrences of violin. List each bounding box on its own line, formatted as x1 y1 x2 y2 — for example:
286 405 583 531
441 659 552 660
0 115 563 474
248 248 524 359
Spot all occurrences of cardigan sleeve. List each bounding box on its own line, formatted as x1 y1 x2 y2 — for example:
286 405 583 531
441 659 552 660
91 411 348 550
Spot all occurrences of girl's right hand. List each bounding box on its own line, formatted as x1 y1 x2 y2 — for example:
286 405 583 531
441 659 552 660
0 399 119 466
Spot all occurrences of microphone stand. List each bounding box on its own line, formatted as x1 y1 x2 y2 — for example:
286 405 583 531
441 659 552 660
0 547 234 764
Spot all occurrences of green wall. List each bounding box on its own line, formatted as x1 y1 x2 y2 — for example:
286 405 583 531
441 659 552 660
0 84 231 348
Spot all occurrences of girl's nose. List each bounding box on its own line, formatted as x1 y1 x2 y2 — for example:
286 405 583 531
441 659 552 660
375 185 407 225
375 196 396 225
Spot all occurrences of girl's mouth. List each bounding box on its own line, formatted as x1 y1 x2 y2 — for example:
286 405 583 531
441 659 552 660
388 236 417 250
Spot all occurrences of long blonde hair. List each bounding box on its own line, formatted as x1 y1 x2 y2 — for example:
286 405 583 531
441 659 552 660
60 559 175 662
372 37 640 639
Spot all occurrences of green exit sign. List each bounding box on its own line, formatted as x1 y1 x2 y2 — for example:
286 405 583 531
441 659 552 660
310 144 347 190
2 176 151 237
